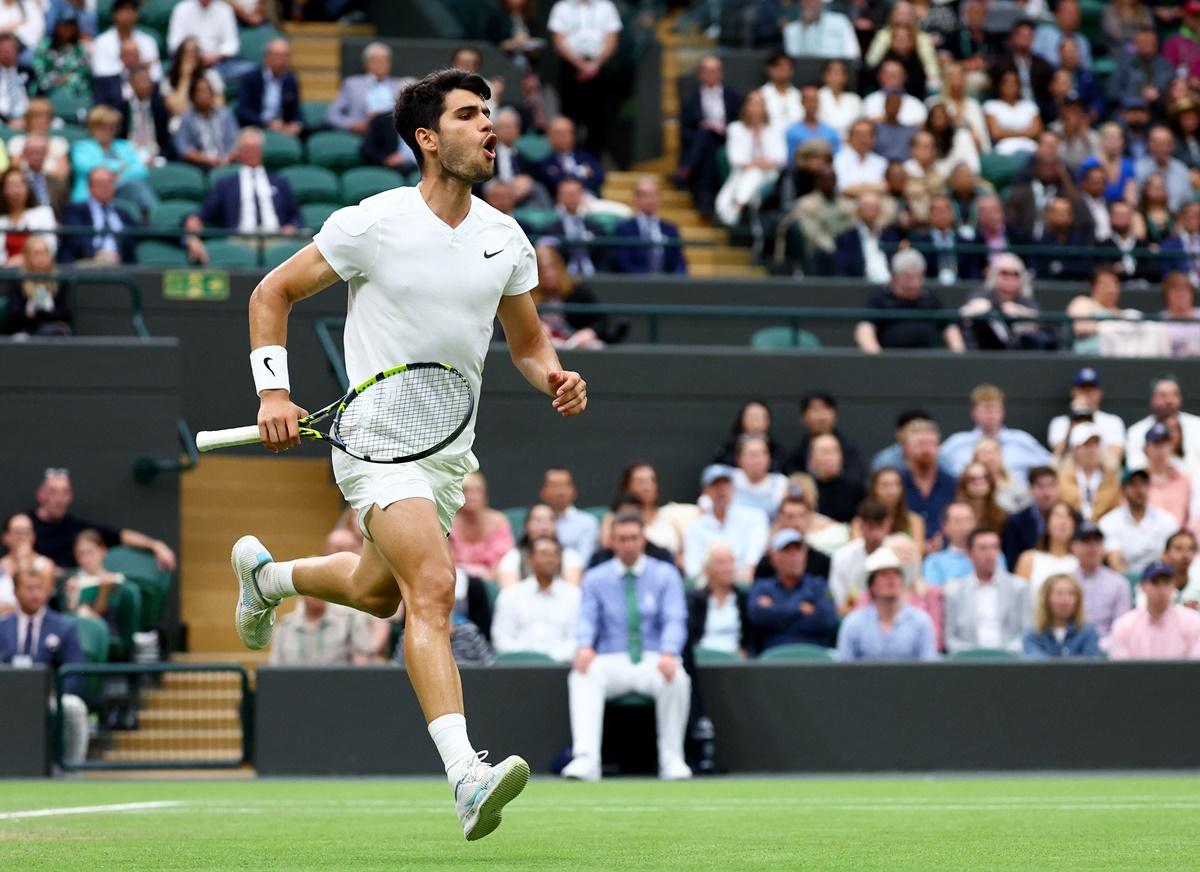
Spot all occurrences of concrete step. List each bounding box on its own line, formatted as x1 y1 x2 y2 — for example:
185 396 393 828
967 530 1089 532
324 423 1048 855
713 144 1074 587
601 185 692 209
110 729 244 753
688 263 767 277
282 22 374 37
138 709 242 731
296 70 341 102
143 688 242 711
160 671 243 691
100 749 247 764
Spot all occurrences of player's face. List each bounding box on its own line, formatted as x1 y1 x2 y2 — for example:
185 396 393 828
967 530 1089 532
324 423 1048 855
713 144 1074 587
434 89 496 186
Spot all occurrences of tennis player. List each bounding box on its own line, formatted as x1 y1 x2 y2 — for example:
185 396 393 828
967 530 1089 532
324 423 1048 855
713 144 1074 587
229 69 587 841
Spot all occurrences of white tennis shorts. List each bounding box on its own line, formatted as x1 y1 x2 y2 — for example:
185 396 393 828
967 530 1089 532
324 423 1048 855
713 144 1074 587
332 449 479 538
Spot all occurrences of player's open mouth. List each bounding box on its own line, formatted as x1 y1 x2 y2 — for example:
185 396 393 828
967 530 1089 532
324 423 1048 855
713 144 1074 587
482 134 497 160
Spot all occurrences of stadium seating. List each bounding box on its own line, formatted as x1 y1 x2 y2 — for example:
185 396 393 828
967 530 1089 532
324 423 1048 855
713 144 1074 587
750 326 822 350
238 26 285 63
301 101 329 131
278 165 340 204
305 131 362 171
757 644 838 662
50 91 90 124
204 240 260 268
511 207 558 235
515 133 552 164
148 163 207 201
104 546 172 632
694 647 740 664
262 131 305 170
134 240 189 267
148 199 201 231
947 649 1022 661
263 239 307 269
69 613 111 664
140 0 175 32
494 651 557 663
340 167 406 204
301 201 341 229
76 582 143 659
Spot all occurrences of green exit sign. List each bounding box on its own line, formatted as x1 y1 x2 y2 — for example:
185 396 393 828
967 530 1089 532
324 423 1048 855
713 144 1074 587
163 270 231 301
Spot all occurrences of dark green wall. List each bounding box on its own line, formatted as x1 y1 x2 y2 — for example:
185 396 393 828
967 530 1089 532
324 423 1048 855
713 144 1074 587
0 668 49 776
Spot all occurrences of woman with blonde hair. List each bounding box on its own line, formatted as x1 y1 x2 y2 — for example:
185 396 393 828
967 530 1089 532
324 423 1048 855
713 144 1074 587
971 438 1028 512
715 90 786 228
6 98 66 177
448 472 515 582
69 104 155 211
4 234 66 334
1023 573 1100 657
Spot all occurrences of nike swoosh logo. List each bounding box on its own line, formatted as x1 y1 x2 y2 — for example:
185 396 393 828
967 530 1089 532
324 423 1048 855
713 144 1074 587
264 357 275 376
484 249 503 259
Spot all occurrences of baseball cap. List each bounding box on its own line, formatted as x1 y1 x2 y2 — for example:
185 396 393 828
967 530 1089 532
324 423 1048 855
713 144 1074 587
700 464 735 487
771 529 805 551
1069 422 1102 448
1141 560 1175 582
1146 422 1173 444
1122 468 1150 486
1073 367 1102 387
863 546 903 579
1072 521 1104 542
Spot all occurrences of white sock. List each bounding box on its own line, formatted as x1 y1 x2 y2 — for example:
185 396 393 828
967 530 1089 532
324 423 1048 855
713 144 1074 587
428 712 477 784
256 560 297 601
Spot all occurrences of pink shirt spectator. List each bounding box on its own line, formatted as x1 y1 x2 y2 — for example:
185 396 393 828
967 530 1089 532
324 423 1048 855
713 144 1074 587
449 522 515 579
1108 605 1200 660
1147 465 1192 529
1164 34 1200 82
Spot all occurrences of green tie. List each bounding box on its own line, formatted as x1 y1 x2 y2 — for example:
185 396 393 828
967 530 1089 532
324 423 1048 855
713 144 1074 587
624 570 642 663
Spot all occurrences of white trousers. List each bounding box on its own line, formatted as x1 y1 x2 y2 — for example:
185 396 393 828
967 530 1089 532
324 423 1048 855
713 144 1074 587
715 167 780 226
567 652 690 774
52 694 89 765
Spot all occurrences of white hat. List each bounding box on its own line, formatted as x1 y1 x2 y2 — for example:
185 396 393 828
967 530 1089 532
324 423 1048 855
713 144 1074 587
1069 422 1102 449
863 547 903 580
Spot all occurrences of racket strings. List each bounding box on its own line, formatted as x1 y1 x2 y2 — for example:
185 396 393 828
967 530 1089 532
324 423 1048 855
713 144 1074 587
335 367 472 460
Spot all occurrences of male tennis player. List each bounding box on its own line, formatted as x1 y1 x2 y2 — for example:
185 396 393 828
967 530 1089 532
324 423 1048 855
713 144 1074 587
229 69 587 841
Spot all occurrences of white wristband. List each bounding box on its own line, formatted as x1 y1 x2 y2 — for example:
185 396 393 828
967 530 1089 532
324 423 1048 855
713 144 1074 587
250 345 290 396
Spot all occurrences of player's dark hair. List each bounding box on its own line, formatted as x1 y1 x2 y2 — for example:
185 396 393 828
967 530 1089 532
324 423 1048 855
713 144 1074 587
394 68 491 172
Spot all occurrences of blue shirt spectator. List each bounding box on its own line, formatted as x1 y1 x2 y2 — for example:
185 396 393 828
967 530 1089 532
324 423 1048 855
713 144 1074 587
1032 2 1093 69
838 604 938 661
576 555 688 657
938 385 1051 483
1023 622 1101 658
784 118 839 163
1023 571 1102 658
69 107 150 204
172 77 239 170
540 465 599 566
901 466 957 540
236 39 303 137
683 466 770 581
747 530 838 650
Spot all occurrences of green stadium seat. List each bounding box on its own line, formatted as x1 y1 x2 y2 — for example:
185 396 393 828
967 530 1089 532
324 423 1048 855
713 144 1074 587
750 326 822 350
306 131 362 171
104 546 172 631
262 130 304 170
77 581 143 659
0 123 18 141
482 579 499 611
0 292 7 325
694 646 740 664
610 692 653 706
263 239 307 269
582 505 607 524
204 240 260 268
208 165 239 189
278 165 340 204
135 240 189 266
979 152 1027 194
947 648 1020 660
501 506 527 538
515 132 552 164
588 213 623 236
494 650 557 663
340 166 406 204
97 0 114 30
69 613 110 664
148 199 200 230
50 91 90 124
757 643 837 662
301 100 329 130
148 162 206 200
238 26 284 63
716 146 730 184
57 123 88 144
511 206 559 235
301 201 341 230
140 0 174 32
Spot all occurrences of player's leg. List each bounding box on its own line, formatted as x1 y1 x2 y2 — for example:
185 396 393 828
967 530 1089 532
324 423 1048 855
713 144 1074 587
630 655 692 781
564 653 633 781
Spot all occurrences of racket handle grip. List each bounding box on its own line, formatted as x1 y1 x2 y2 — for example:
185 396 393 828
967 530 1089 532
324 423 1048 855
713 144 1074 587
196 425 263 452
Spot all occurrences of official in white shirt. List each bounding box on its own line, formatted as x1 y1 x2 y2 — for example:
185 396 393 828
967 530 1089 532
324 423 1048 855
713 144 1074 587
491 537 581 661
547 0 622 156
833 119 888 196
167 0 246 80
1125 376 1200 472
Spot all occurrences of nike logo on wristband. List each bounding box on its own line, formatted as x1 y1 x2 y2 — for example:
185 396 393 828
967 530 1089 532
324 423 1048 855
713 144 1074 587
484 249 503 259
264 357 275 376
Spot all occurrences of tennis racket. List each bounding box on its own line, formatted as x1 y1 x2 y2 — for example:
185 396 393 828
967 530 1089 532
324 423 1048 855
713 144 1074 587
196 362 474 463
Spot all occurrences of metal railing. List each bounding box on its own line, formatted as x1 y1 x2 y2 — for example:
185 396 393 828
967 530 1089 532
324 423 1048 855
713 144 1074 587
134 418 199 484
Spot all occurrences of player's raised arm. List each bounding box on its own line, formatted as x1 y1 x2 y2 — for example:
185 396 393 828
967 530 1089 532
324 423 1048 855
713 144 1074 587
497 291 588 416
248 243 341 451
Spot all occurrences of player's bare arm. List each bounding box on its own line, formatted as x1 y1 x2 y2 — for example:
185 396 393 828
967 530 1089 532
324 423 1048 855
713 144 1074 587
248 244 339 451
497 291 588 416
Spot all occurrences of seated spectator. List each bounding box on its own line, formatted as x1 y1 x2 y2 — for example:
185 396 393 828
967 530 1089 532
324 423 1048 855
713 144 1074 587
923 501 979 587
907 195 960 286
1160 271 1200 358
0 513 51 595
1057 425 1121 522
1161 202 1200 286
488 107 545 207
873 18 938 99
748 529 837 650
715 401 783 470
782 0 859 60
817 58 862 139
70 104 154 212
1031 197 1095 281
1054 98 1099 174
756 491 841 579
270 595 377 665
1076 163 1112 242
1102 201 1156 283
873 91 918 164
1109 561 1200 659
1110 27 1172 112
449 472 515 583
684 465 769 581
784 391 865 483
540 467 598 565
167 0 249 82
496 504 584 589
1001 465 1059 568
837 546 937 661
118 64 173 170
822 193 897 281
537 116 605 199
1072 521 1132 648
1126 376 1200 471
973 438 1029 514
0 168 54 264
1166 3 1200 85
392 578 494 667
174 77 239 171
808 434 865 525
236 39 303 137
326 42 405 134
856 249 966 353
599 461 697 561
492 536 581 661
47 0 98 39
564 510 691 782
361 109 416 173
613 177 686 275
161 36 224 118
59 167 138 265
1032 0 1092 65
63 529 126 634
687 541 750 656
898 421 954 546
90 0 161 87
941 384 1052 483
1047 367 1127 469
732 435 788 520
1100 470 1180 575
1066 266 1139 353
759 52 801 129
4 235 67 333
833 119 887 198
1142 422 1195 530
959 195 1027 281
829 498 893 613
31 12 88 99
863 60 926 128
777 166 854 270
8 100 67 180
943 1 996 89
871 409 935 475
714 91 784 228
675 55 740 216
1014 500 1081 594
959 253 1048 350
943 528 1032 653
0 32 28 125
984 70 1042 156
529 242 614 349
1172 98 1200 169
925 105 979 179
785 85 840 162
184 128 303 265
956 461 1008 536
0 561 88 765
1053 37 1101 121
1135 126 1193 213
547 177 600 278
1158 530 1200 608
1023 573 1101 658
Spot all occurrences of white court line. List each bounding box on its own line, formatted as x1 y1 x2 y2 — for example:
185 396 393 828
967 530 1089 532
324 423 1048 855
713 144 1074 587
0 801 183 821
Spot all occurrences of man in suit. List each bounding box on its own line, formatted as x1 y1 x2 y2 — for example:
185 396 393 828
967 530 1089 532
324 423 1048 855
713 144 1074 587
490 107 549 207
676 55 741 216
989 19 1054 118
612 177 686 275
943 528 1032 654
1107 27 1174 110
564 510 692 782
546 177 604 276
58 167 140 265
823 193 898 280
92 36 143 109
960 195 1030 280
325 41 407 134
0 560 88 764
1031 196 1095 281
1001 466 1059 572
120 64 174 167
908 195 964 285
536 116 605 198
17 135 68 218
746 529 838 650
686 541 750 656
184 128 303 265
236 39 303 137
360 110 416 172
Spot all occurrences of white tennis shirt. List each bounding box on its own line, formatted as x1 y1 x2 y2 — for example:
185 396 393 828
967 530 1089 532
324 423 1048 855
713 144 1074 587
314 186 538 460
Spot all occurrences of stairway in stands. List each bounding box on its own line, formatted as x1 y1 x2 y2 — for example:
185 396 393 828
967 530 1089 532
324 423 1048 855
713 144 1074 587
282 21 375 103
603 15 765 278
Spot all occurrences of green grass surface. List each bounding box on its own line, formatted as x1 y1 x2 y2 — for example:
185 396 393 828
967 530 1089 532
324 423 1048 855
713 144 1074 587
1 775 1198 870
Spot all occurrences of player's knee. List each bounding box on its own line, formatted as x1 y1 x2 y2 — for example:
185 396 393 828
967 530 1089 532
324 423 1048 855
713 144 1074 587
361 591 402 619
404 565 456 620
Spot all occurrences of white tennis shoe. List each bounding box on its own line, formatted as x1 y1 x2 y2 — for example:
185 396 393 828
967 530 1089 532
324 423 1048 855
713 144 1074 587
454 751 530 842
231 535 279 650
